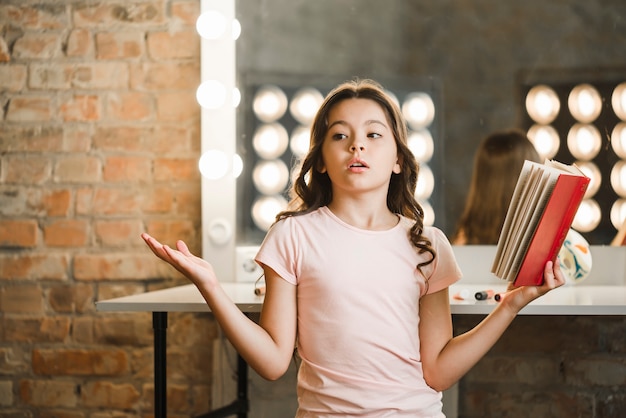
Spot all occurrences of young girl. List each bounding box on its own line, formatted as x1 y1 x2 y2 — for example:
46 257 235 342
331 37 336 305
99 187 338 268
142 79 565 417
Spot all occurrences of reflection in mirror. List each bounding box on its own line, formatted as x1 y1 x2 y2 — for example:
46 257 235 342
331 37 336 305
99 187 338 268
232 0 626 246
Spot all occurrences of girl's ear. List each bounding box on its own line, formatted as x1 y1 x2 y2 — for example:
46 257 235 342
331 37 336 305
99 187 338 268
393 155 402 174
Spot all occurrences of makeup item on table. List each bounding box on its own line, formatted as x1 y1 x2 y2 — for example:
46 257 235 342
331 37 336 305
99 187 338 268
254 285 266 296
474 289 495 300
453 288 471 300
494 293 502 302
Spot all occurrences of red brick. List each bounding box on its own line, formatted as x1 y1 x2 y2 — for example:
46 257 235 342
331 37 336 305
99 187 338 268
53 155 101 183
106 92 153 121
66 28 93 57
43 219 89 247
94 219 143 247
59 94 100 122
130 62 200 90
0 220 38 248
141 186 174 213
73 253 176 280
2 317 70 343
154 157 199 181
93 314 152 346
29 64 73 90
12 32 61 60
102 155 151 183
62 125 92 152
72 62 129 90
147 30 199 59
48 283 94 313
145 220 195 246
0 126 63 151
156 91 198 122
93 126 151 152
73 3 164 27
171 1 201 26
19 379 78 407
0 284 44 313
91 188 142 215
6 96 52 121
41 189 71 217
0 36 9 62
95 31 143 59
0 253 69 281
32 348 128 376
80 381 140 409
4 155 51 184
2 4 68 30
0 65 27 91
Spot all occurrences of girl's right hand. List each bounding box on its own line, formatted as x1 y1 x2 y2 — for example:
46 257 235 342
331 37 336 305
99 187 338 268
141 233 218 289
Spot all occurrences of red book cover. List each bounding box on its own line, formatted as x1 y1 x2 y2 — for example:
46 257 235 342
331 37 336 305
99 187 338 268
491 160 590 286
513 174 590 286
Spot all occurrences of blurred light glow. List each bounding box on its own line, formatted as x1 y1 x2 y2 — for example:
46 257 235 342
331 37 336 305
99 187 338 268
407 130 434 163
572 199 601 233
575 161 601 199
196 11 227 39
568 84 602 123
526 85 560 124
611 160 626 197
253 123 289 159
612 82 626 121
290 125 310 157
567 124 601 161
232 18 241 40
233 153 243 178
232 87 241 108
253 85 288 122
252 160 290 195
610 198 626 230
527 124 560 159
252 195 288 231
290 88 324 125
415 164 434 200
199 150 229 180
611 123 626 159
420 200 435 226
402 92 435 129
196 80 227 109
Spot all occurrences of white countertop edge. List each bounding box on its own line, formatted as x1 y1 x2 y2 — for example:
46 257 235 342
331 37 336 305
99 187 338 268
95 283 626 315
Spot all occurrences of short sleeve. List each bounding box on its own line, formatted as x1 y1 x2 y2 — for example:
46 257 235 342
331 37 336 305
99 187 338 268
255 218 300 285
422 227 463 294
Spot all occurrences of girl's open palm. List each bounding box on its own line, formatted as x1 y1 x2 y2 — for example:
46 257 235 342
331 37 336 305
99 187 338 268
141 233 218 288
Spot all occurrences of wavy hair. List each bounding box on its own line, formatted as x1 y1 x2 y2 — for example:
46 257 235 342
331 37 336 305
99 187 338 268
275 78 435 272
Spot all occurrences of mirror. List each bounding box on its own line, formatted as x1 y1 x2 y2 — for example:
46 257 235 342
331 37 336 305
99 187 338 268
234 0 626 245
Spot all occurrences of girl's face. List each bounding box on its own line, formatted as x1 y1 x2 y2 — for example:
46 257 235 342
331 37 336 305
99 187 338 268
320 98 401 197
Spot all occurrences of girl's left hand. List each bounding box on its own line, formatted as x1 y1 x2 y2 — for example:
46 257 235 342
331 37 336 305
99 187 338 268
498 259 566 313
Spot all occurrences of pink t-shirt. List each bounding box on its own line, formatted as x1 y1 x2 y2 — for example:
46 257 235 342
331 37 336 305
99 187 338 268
256 206 462 417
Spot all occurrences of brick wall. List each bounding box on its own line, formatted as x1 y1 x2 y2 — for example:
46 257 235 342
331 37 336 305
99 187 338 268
0 0 218 415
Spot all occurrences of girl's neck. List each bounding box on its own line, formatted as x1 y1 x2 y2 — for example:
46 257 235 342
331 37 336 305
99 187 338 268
326 200 399 231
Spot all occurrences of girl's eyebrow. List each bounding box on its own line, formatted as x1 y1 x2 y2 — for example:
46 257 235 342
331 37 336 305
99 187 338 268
327 119 388 129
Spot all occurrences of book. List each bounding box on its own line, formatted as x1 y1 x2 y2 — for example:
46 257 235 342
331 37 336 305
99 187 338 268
491 159 590 286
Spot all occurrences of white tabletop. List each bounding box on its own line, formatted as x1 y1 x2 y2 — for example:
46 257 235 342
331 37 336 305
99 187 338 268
95 282 626 315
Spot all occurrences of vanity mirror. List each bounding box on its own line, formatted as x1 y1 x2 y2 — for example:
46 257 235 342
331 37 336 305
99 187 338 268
200 0 626 279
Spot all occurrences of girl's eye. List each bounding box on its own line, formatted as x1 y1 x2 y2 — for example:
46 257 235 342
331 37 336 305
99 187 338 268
368 132 382 139
332 133 347 140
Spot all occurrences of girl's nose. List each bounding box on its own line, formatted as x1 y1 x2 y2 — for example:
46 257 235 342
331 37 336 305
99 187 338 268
350 143 365 152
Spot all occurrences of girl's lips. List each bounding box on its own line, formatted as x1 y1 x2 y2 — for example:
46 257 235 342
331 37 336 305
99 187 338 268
348 158 369 169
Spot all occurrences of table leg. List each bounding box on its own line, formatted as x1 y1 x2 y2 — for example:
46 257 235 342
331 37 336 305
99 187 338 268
153 312 168 418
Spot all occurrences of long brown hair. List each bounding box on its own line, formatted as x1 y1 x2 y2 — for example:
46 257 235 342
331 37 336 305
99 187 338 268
275 78 435 271
453 129 541 245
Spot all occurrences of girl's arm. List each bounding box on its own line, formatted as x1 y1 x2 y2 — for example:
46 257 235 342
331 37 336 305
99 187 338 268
141 233 297 381
418 260 565 391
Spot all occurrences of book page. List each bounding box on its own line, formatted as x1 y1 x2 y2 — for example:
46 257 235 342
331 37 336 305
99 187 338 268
504 169 558 281
493 162 540 277
499 167 549 280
